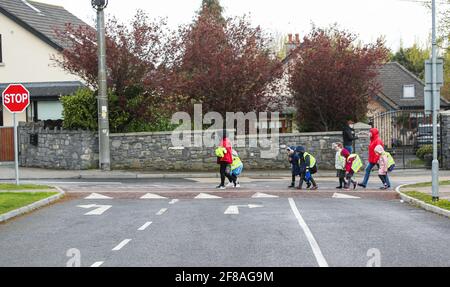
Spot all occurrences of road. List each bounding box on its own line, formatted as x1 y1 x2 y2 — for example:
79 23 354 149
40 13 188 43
0 176 449 267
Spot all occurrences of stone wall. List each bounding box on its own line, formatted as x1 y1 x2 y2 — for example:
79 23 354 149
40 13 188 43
18 122 99 170
18 122 371 171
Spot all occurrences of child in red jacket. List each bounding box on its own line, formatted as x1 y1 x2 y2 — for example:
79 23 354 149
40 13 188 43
341 148 359 191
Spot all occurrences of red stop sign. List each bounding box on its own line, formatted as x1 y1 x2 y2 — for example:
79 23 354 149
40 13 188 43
2 84 30 113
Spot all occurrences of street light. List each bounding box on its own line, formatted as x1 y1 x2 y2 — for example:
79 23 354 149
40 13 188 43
91 0 108 10
431 0 439 202
92 0 111 171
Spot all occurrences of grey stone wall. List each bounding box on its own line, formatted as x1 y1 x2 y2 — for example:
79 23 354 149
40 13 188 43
441 111 450 170
18 122 371 171
19 122 99 170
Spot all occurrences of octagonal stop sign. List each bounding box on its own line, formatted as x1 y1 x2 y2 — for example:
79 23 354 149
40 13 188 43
2 84 30 113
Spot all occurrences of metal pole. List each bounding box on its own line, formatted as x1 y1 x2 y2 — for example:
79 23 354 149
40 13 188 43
13 113 19 185
96 7 111 171
431 0 440 201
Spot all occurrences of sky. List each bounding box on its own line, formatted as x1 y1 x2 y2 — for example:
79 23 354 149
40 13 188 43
33 0 445 51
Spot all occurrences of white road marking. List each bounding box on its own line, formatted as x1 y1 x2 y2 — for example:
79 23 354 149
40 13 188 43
112 239 132 251
224 206 239 215
169 199 179 205
332 193 361 199
195 193 222 199
140 193 168 199
90 261 104 267
85 193 113 200
224 204 264 215
77 204 112 215
156 208 168 215
288 198 329 267
138 221 153 231
252 192 279 198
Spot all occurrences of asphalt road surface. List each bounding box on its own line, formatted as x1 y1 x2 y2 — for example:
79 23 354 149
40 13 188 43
0 177 449 267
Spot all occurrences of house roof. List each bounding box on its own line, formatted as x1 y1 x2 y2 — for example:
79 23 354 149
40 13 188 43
377 62 449 109
0 0 89 50
0 81 85 99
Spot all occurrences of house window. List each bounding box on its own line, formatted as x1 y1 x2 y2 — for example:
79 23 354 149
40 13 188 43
0 34 3 63
403 85 415 98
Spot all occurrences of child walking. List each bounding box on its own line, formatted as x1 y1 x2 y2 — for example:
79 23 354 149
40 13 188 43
375 145 395 190
287 146 301 188
227 150 244 188
333 142 346 189
341 148 363 191
296 146 318 190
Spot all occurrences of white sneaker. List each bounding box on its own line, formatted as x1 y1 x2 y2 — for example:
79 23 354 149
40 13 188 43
235 184 241 188
226 182 234 188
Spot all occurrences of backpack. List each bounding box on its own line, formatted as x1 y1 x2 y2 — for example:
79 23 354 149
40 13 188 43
385 152 395 172
215 147 226 158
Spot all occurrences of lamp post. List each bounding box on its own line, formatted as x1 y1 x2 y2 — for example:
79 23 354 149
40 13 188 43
431 0 439 202
92 0 111 171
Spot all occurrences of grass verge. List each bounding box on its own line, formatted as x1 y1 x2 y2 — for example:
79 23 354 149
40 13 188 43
403 180 450 188
0 183 52 191
0 192 58 215
403 191 450 211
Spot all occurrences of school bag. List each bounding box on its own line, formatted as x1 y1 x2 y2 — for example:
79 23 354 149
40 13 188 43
385 152 396 172
349 154 363 173
215 147 226 158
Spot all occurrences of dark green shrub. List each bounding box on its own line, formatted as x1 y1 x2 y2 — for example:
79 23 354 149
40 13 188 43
416 145 433 160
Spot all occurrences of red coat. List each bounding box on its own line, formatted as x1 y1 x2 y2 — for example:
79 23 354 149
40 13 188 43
341 148 355 173
368 128 384 164
218 138 233 164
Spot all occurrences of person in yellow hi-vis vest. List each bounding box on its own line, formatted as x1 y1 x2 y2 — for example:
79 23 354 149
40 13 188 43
375 145 395 190
341 148 363 191
296 146 318 190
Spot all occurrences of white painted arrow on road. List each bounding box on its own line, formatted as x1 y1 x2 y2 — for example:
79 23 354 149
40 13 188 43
77 204 112 215
224 204 264 215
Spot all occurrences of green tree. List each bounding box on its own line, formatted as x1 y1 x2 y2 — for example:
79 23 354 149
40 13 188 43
390 43 430 80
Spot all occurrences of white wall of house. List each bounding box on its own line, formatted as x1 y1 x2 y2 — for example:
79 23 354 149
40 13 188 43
0 12 80 126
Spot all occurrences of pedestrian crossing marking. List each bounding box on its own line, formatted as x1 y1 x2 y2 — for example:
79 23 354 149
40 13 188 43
195 193 222 199
332 193 361 199
85 193 113 200
252 192 279 198
140 193 168 199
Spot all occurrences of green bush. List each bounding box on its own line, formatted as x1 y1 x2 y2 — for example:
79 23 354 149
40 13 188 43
61 88 176 133
416 145 433 160
61 88 98 131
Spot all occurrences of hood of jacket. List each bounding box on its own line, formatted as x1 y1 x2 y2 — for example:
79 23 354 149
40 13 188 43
370 128 380 142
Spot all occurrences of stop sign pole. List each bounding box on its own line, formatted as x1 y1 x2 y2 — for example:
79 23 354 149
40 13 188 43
2 84 30 185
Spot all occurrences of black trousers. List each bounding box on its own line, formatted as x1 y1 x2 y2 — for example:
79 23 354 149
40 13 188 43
379 175 388 186
219 163 233 186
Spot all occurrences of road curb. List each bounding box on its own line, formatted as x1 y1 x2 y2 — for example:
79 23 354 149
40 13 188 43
396 185 450 219
0 187 65 223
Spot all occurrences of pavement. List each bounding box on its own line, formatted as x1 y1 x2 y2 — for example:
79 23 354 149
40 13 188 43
1 165 449 267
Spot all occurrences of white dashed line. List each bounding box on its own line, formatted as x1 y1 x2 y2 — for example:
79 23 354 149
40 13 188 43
91 261 104 267
112 239 132 251
288 198 329 267
169 199 179 205
138 221 153 231
156 208 168 215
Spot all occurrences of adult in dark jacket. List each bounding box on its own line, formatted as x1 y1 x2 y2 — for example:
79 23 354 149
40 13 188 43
358 128 391 188
343 120 357 153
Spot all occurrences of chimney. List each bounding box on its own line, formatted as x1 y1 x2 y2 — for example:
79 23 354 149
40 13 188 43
288 34 293 43
286 33 300 55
